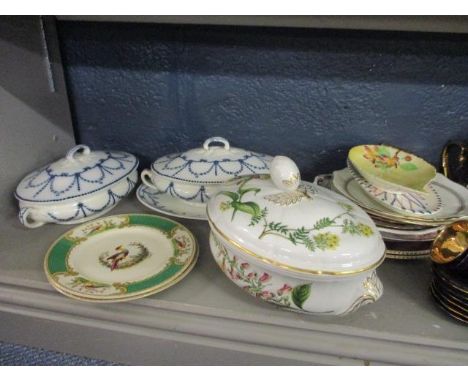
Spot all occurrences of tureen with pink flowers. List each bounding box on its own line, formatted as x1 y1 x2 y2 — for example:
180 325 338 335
207 156 386 315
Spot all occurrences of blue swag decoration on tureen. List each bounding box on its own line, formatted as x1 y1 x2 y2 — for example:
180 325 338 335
140 137 272 206
15 145 138 228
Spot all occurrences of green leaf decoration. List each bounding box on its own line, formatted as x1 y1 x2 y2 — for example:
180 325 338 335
342 219 360 235
268 222 289 235
400 163 418 171
232 201 261 217
249 207 267 226
313 217 333 230
239 187 261 197
220 191 239 202
376 146 392 158
292 284 311 309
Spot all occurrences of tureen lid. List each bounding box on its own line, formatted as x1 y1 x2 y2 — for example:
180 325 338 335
15 145 138 203
207 156 385 276
151 137 271 184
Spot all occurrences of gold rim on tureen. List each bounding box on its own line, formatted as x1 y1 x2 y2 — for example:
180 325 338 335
207 211 386 277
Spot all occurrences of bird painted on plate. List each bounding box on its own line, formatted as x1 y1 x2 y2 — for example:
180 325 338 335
174 237 187 249
106 245 129 271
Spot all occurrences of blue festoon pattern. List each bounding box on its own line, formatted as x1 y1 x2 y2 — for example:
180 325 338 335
46 175 138 223
15 145 139 228
152 151 271 184
16 145 138 203
161 181 209 203
19 173 138 227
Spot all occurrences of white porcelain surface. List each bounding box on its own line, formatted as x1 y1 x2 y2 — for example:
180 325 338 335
136 184 207 220
15 145 138 228
140 137 271 205
313 173 442 242
332 168 468 224
207 156 385 275
347 161 442 216
210 232 383 315
16 145 138 203
19 170 138 228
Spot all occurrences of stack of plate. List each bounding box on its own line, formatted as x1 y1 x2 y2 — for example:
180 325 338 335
315 144 468 260
431 264 467 324
44 214 198 302
430 220 467 324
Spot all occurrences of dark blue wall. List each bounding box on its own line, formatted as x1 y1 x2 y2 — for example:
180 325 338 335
57 21 468 181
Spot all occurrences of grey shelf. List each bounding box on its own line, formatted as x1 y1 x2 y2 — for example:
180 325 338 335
1 195 467 365
1 15 467 366
56 16 468 34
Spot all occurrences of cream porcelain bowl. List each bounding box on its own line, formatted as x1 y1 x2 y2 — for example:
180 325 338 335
207 156 385 315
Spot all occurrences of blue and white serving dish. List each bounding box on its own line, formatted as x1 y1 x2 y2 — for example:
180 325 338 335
15 145 138 228
140 137 272 207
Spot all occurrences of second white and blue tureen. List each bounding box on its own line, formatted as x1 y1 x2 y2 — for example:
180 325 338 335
141 137 272 205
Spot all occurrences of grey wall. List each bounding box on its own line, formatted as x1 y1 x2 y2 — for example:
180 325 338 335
0 16 74 222
57 21 468 181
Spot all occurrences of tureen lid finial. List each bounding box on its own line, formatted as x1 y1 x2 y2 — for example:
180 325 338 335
203 137 230 151
66 145 91 162
270 156 301 191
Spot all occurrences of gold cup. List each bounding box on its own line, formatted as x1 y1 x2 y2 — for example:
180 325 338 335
431 220 468 270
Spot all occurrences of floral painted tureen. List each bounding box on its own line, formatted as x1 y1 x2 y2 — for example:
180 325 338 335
141 137 272 205
15 145 138 228
207 156 386 315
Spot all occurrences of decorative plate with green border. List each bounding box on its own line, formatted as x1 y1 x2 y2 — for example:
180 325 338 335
44 214 198 301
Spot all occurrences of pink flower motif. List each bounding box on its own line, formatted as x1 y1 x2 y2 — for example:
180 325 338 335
277 284 293 295
241 262 249 269
260 291 273 299
247 272 255 280
259 273 271 283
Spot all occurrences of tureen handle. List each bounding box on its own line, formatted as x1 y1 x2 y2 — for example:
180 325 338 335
140 169 160 191
19 207 45 229
66 145 91 162
270 156 301 192
203 137 230 151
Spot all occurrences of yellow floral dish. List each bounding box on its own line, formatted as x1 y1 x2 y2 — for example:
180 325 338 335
207 156 386 315
348 145 437 194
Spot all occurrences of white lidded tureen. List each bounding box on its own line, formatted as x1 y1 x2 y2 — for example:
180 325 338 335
207 156 386 315
15 145 138 228
141 137 272 205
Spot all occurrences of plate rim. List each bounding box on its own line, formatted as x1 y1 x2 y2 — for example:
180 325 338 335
346 160 442 217
332 169 467 226
47 250 199 303
137 184 207 221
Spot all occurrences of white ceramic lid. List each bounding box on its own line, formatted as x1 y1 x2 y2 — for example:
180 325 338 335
15 145 138 203
151 137 272 184
207 156 385 276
